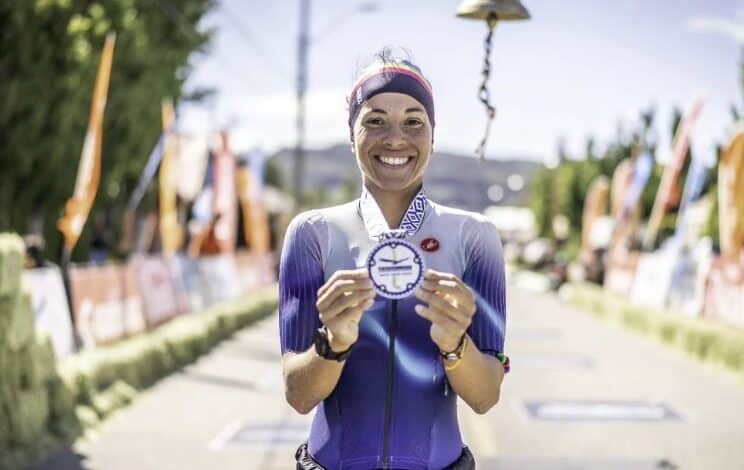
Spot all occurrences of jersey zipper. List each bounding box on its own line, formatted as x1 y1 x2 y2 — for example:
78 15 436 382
382 299 398 469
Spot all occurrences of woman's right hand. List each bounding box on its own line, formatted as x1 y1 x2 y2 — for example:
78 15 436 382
315 268 376 352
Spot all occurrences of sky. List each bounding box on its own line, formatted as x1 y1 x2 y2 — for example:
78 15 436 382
179 0 744 165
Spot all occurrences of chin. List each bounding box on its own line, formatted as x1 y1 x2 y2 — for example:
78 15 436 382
370 177 421 194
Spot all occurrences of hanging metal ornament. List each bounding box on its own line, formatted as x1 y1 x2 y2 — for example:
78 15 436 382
456 0 530 160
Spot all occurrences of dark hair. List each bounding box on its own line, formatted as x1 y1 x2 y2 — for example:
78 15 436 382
347 47 415 106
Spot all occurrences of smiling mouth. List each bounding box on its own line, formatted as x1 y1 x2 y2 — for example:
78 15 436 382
374 155 414 167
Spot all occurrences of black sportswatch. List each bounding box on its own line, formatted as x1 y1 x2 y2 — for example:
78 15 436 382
314 327 354 362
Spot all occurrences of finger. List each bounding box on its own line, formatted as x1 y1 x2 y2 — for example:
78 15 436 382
414 290 470 329
346 297 375 324
321 288 375 322
325 297 374 336
424 269 470 292
414 304 465 335
420 280 475 314
316 277 373 312
317 268 369 298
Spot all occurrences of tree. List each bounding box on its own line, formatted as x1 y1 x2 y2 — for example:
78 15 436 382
0 0 215 261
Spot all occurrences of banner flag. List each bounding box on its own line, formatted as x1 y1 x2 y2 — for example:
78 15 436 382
175 133 210 202
58 33 116 251
159 100 183 256
212 131 238 253
237 165 271 254
619 150 654 225
673 153 710 243
644 98 705 249
127 133 167 212
580 175 610 255
718 126 744 262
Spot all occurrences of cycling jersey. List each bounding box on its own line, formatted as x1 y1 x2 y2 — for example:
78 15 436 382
279 187 507 470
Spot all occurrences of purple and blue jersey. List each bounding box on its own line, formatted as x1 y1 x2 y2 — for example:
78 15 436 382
279 188 507 470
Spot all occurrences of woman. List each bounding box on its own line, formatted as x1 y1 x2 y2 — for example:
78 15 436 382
279 51 509 470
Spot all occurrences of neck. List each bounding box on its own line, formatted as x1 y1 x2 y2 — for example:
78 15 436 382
364 181 421 230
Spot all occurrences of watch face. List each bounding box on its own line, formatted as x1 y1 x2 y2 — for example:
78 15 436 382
367 238 425 299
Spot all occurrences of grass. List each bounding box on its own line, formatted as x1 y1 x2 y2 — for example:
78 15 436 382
567 282 744 381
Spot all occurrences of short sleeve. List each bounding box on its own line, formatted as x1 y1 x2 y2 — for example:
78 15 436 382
279 212 326 354
461 216 507 356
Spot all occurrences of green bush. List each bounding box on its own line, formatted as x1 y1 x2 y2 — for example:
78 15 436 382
568 282 744 379
1 284 278 470
0 233 24 299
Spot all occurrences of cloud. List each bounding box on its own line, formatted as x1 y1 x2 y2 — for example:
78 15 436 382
686 16 744 44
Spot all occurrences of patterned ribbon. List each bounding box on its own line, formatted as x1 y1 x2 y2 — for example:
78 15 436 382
359 187 429 241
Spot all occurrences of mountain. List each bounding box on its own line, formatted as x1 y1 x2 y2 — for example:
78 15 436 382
268 144 543 212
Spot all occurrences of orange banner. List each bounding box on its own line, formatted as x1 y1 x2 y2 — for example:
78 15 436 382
718 126 744 262
644 98 704 249
58 33 116 251
159 100 183 256
580 175 609 264
237 166 271 254
212 131 238 253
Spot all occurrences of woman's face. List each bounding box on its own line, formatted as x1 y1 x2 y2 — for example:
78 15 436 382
352 92 433 194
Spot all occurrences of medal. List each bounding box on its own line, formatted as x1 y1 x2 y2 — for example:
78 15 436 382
367 237 425 299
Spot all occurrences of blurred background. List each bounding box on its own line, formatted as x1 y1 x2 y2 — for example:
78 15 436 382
1 0 743 469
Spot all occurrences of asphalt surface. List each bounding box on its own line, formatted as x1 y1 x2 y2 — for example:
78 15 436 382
34 279 744 470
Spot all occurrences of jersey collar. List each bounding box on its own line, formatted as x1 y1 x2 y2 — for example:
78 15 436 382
359 186 429 240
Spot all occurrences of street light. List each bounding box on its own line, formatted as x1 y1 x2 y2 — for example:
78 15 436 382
293 1 379 212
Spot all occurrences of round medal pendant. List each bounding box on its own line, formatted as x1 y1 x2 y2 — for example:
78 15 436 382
367 238 425 299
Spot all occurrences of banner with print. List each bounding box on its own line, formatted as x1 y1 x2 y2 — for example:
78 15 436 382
69 264 127 348
132 256 187 328
22 266 76 358
667 239 713 318
197 254 243 304
604 250 639 296
629 244 677 310
166 254 207 313
703 254 744 329
121 261 146 335
234 251 276 292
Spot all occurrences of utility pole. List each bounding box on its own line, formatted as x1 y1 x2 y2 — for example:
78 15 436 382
294 0 310 212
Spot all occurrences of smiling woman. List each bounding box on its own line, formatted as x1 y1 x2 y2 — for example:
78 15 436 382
279 50 509 470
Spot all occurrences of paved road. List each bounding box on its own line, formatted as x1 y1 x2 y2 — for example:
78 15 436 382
36 282 744 470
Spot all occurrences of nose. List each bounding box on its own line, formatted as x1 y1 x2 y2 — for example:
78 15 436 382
383 125 406 149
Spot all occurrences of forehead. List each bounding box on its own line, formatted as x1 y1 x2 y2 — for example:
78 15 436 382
360 92 425 114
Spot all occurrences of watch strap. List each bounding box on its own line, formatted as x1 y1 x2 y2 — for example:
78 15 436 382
314 327 353 362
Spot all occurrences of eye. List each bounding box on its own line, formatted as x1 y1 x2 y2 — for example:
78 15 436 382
365 117 384 126
405 118 423 127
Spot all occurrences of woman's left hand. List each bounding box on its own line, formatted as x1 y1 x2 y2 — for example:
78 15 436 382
413 269 477 353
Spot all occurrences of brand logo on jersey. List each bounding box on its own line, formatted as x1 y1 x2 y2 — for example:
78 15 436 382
420 238 439 252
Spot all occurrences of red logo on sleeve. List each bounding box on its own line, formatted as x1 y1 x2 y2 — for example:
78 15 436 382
420 238 440 252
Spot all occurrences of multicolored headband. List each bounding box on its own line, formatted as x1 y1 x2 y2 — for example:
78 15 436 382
347 61 435 135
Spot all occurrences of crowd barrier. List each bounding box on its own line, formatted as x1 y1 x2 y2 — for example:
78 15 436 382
21 266 76 359
704 254 744 329
23 251 276 356
603 246 741 329
603 251 639 296
629 250 676 310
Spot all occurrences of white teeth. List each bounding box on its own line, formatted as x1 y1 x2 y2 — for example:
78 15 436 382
380 156 409 166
